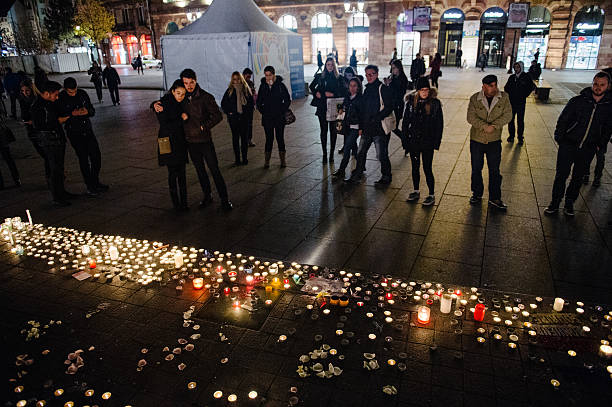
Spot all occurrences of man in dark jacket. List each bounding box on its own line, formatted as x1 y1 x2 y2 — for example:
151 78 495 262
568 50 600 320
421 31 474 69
3 67 21 118
456 48 463 69
58 77 108 195
504 61 535 144
544 72 612 216
347 65 394 185
30 81 77 206
102 63 121 106
528 60 542 80
154 69 231 210
410 54 426 84
317 51 323 73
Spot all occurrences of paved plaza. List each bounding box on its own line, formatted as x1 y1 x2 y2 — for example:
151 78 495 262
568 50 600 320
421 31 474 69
1 66 611 304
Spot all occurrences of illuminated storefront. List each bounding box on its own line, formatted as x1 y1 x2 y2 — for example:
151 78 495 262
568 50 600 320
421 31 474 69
565 6 605 70
347 12 369 64
438 8 464 66
110 36 127 65
517 6 551 68
478 7 507 68
311 13 333 62
396 11 420 63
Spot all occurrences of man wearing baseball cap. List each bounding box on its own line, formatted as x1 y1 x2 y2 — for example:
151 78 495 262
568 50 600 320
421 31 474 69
466 74 512 210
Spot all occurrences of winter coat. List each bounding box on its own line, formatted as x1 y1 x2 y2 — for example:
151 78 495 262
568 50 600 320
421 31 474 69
504 66 535 106
155 94 189 167
467 90 512 144
181 84 223 144
350 54 358 68
221 87 254 116
310 73 347 116
256 76 291 126
317 53 323 67
388 75 408 110
360 79 394 135
30 96 66 146
477 53 487 68
342 93 363 132
58 89 95 136
401 89 444 151
102 67 121 87
88 66 103 84
554 88 612 151
430 58 442 79
410 58 426 80
528 64 542 81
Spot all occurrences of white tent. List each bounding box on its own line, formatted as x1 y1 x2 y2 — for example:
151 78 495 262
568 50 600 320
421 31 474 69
161 0 304 102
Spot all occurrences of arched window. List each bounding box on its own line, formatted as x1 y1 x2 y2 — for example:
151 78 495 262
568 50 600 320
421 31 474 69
396 12 420 63
347 12 369 63
566 5 605 69
311 13 333 62
140 34 152 58
110 36 127 65
278 14 298 33
166 22 179 35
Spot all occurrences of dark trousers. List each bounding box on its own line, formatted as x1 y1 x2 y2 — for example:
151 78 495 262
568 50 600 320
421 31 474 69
551 143 597 204
585 147 606 180
137 65 144 75
431 74 439 89
9 92 17 117
167 164 187 208
42 143 67 201
108 86 120 105
245 109 254 143
93 81 103 102
0 146 20 187
352 125 392 180
68 132 102 189
228 114 248 163
263 120 286 152
410 149 435 195
508 103 526 139
470 140 502 200
26 127 50 177
318 114 337 155
338 129 359 171
392 104 408 150
188 142 228 201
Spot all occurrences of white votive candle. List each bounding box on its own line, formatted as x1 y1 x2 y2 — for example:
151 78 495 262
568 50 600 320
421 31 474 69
553 297 564 312
440 294 452 314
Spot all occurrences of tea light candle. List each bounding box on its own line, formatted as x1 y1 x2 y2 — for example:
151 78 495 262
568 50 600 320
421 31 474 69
553 297 564 312
387 359 396 366
599 344 612 358
336 329 343 336
323 309 331 315
248 391 258 399
567 350 576 357
278 335 287 342
81 245 90 255
368 333 376 340
213 390 223 399
174 252 184 268
440 294 452 314
192 278 204 289
187 382 197 389
109 245 119 260
228 394 237 402
417 306 431 324
101 392 111 400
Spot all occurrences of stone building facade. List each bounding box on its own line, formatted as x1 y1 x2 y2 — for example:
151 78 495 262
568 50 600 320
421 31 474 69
105 0 612 70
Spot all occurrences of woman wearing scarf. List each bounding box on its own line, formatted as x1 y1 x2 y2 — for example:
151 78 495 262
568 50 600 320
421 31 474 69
222 72 254 166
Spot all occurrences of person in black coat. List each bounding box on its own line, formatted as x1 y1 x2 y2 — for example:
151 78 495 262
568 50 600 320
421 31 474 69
242 68 257 147
316 51 323 73
584 67 612 187
222 71 254 166
256 66 291 168
544 72 612 216
19 79 49 177
102 63 121 106
333 77 363 179
402 77 443 206
386 59 409 149
528 60 542 80
87 62 103 103
154 79 190 211
456 48 463 69
311 57 347 163
410 53 426 84
504 61 535 144
349 49 358 70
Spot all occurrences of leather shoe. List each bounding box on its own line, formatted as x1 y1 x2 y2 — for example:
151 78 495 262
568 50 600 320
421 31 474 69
221 200 233 211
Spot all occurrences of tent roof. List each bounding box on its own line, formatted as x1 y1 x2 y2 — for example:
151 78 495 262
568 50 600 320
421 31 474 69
171 0 297 36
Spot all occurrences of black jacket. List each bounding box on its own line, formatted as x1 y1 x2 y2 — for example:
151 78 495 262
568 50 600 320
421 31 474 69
155 94 189 167
310 73 347 116
504 72 535 106
88 66 103 84
30 96 66 145
256 76 291 125
181 84 223 144
342 93 363 132
350 54 358 68
102 67 121 87
361 79 394 135
401 90 444 151
410 58 425 80
18 92 36 122
388 75 408 110
554 88 612 150
58 89 95 135
221 87 254 116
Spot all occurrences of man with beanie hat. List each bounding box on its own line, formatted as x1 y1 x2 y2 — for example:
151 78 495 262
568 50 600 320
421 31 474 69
466 74 512 210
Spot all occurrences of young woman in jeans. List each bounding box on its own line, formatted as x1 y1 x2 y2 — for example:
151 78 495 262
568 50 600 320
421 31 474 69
402 77 444 206
221 71 253 166
333 77 362 180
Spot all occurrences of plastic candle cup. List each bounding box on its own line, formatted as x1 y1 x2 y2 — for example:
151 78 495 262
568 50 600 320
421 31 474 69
440 293 452 314
474 303 485 321
553 297 564 312
192 278 204 289
417 306 431 324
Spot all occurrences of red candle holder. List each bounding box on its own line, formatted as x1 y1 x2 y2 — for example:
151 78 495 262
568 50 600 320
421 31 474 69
474 303 485 321
89 259 96 269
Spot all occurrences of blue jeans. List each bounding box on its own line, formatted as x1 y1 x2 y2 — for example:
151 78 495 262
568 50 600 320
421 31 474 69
339 129 359 171
352 125 391 180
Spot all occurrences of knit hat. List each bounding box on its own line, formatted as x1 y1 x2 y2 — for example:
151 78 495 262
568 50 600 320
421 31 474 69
482 74 498 85
416 77 430 90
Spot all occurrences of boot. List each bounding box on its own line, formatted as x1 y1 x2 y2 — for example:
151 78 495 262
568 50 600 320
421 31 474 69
279 151 287 168
170 190 180 211
264 151 271 169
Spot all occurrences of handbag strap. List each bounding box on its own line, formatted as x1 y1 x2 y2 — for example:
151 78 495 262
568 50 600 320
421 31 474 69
378 84 384 112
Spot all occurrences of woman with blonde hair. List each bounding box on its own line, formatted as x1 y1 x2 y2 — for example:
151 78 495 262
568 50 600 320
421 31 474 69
310 57 347 163
222 71 254 166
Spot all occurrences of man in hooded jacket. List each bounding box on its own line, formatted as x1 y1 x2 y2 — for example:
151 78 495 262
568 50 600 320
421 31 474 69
504 61 535 144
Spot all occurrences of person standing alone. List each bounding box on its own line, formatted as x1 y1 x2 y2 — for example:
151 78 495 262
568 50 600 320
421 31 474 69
222 72 253 166
466 75 512 210
242 68 257 147
410 53 426 85
102 63 121 106
456 47 463 69
544 72 612 216
87 62 103 103
504 61 535 144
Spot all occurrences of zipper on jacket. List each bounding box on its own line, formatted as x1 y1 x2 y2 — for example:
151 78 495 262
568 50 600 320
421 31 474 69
579 104 597 149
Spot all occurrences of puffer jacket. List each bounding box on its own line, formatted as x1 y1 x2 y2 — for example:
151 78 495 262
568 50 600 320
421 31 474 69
256 76 291 125
401 88 444 151
554 87 612 150
467 90 512 144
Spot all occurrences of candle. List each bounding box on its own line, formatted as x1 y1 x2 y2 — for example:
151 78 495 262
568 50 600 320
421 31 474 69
81 245 90 256
89 259 96 269
440 294 452 314
553 297 564 312
368 333 376 340
474 303 485 321
26 209 32 226
248 391 258 399
213 391 223 398
174 252 184 268
417 306 431 324
192 278 204 289
600 344 612 358
108 245 119 260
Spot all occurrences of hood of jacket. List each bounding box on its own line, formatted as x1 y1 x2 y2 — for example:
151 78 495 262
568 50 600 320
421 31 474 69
515 61 525 74
579 87 612 104
404 87 438 102
260 75 284 85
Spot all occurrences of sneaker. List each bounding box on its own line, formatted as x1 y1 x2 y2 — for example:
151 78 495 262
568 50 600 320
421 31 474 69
488 199 508 210
563 200 575 216
469 195 481 205
422 195 435 206
199 196 213 208
374 177 391 185
544 204 559 215
582 175 589 185
592 177 601 187
221 200 233 211
507 136 514 143
406 191 420 202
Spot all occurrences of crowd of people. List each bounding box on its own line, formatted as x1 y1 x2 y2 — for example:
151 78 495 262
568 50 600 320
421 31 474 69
1 59 611 228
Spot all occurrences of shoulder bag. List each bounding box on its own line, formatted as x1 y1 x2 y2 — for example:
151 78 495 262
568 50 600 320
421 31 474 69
284 109 296 125
158 137 172 154
378 85 396 135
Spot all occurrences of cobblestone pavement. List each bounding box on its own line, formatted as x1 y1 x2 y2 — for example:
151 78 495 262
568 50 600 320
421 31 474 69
1 67 611 303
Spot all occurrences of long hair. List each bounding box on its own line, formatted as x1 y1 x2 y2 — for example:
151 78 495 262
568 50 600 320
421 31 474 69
411 88 436 115
227 71 252 96
391 59 409 88
321 57 339 79
349 77 363 95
